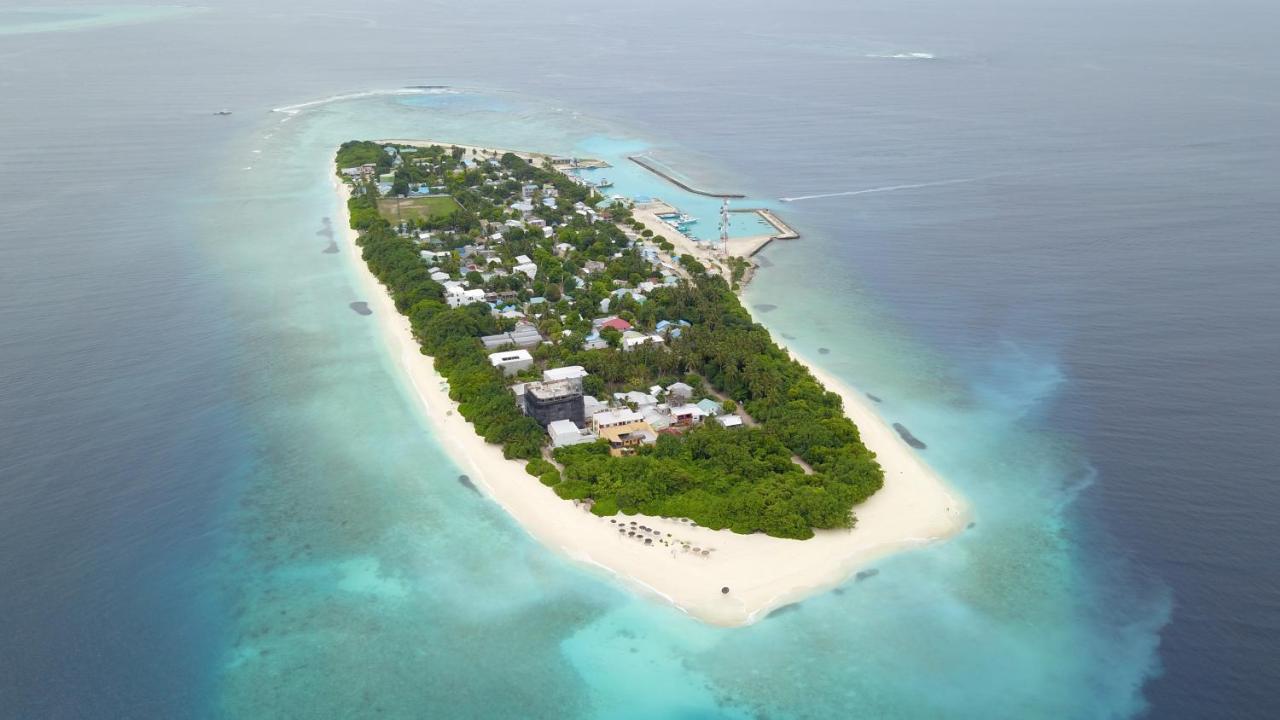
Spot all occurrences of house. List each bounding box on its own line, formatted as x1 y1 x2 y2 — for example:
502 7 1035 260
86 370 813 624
430 271 450 282
511 200 534 214
514 262 538 280
582 331 609 351
597 317 632 333
554 242 573 257
670 404 704 427
715 415 744 428
590 408 655 457
514 255 533 265
665 382 694 402
621 331 664 352
521 183 539 199
695 398 724 417
582 395 608 419
613 391 658 408
543 365 588 385
445 286 486 308
590 408 645 433
489 349 534 376
641 406 672 431
480 322 545 350
547 419 597 448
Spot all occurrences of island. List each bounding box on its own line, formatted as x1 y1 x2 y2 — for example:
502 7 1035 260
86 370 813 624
334 139 969 624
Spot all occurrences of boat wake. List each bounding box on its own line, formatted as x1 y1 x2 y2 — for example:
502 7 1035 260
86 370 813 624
272 86 458 115
780 177 979 202
867 52 936 60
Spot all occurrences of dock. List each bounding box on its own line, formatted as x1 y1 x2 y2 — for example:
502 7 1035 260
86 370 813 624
628 156 745 198
731 207 799 241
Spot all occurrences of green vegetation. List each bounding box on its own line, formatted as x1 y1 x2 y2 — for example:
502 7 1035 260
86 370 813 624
377 195 461 224
338 141 883 539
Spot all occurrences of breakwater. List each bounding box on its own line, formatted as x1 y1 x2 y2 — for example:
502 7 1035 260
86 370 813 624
628 155 746 198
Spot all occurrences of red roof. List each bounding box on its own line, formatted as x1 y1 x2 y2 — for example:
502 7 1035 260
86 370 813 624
600 317 632 332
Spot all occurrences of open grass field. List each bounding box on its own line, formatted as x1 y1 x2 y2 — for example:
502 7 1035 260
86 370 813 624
377 195 460 223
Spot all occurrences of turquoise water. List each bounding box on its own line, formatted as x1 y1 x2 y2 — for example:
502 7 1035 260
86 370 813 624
193 92 1166 717
10 1 1279 715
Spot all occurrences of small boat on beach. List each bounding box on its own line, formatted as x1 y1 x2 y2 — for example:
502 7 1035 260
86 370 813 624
214 109 232 116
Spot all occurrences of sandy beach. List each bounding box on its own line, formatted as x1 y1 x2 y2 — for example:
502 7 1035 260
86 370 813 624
337 177 970 626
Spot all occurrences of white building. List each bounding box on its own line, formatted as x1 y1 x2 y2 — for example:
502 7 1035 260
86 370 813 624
445 286 486 308
489 349 533 376
621 331 665 352
591 408 645 433
543 365 588 383
583 395 608 418
613 390 658 407
715 415 744 428
514 262 538 280
548 419 597 448
665 382 694 402
669 404 705 426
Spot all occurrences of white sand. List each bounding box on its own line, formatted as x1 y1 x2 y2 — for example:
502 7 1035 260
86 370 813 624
337 175 970 626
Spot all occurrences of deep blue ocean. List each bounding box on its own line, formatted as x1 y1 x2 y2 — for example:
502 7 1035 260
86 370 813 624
1 1 1277 718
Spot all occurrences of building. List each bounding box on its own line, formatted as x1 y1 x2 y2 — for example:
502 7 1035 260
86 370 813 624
695 398 724 417
547 419 597 448
613 390 658 408
591 411 656 457
488 349 533 376
621 330 664 351
590 408 645 433
445 286 486 308
715 415 744 428
665 382 694 402
583 394 608 419
670 404 704 427
597 317 632 332
641 406 672 431
523 379 585 428
480 322 545 350
543 365 588 387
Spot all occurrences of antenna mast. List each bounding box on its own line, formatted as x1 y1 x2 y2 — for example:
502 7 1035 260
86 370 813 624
719 198 730 259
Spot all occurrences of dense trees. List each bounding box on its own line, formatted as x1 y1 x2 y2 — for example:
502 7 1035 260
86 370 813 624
545 276 884 538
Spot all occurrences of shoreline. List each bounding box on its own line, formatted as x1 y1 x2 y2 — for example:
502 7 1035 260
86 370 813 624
335 168 970 626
